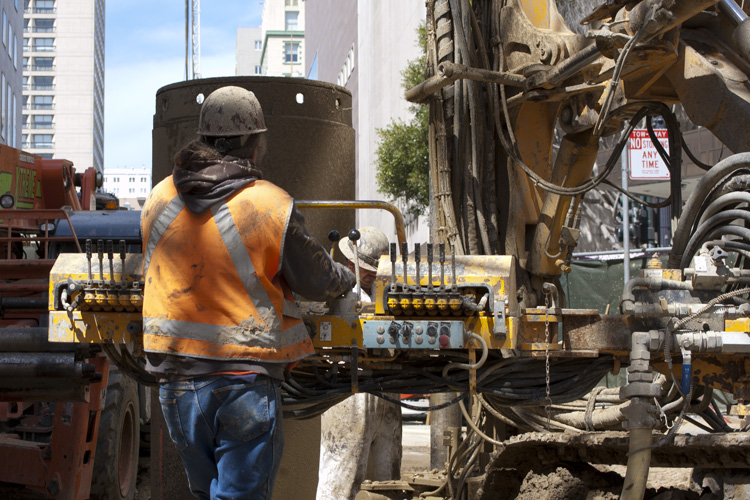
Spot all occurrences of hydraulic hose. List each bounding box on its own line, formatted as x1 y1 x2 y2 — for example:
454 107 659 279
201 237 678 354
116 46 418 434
620 427 653 500
669 153 750 268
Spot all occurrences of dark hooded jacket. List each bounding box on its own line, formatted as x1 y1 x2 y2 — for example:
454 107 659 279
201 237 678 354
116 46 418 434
145 140 355 381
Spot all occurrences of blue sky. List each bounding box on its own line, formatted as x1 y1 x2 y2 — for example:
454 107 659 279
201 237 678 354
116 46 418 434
104 0 264 171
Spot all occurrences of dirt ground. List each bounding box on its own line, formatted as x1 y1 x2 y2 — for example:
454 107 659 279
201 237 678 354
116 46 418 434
0 426 738 500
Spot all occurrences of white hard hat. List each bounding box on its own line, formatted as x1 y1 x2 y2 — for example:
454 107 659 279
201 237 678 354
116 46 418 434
338 227 389 272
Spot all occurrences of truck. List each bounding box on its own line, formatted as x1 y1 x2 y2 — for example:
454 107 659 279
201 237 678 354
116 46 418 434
12 0 750 498
0 150 144 500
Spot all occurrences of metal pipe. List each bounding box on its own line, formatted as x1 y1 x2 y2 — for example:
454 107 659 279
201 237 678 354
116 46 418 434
0 353 95 379
0 296 48 310
405 61 525 103
573 246 672 258
622 140 630 284
720 0 747 24
526 44 601 90
0 328 84 353
296 200 407 245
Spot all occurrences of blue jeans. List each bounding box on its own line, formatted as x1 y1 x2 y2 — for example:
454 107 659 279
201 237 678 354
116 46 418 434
158 374 284 500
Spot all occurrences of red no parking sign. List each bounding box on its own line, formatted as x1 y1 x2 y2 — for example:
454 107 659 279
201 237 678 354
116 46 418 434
628 129 670 180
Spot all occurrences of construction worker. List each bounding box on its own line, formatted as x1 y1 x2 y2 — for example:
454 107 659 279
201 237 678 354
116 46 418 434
141 86 355 500
317 227 403 500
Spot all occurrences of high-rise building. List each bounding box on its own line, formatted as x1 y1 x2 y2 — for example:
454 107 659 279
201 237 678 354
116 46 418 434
260 0 304 77
0 0 23 148
22 0 104 173
236 27 263 76
305 1 427 242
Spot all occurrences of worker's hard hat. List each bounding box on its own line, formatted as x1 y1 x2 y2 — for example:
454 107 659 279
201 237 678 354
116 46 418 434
339 227 389 272
197 86 267 137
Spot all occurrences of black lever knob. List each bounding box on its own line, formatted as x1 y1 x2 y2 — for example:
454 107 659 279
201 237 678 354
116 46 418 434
348 229 360 242
328 230 341 243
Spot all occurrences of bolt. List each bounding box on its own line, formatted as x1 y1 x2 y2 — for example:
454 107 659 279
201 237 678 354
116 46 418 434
377 335 385 345
376 325 385 334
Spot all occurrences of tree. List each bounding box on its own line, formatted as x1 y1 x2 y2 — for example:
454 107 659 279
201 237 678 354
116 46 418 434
375 24 429 217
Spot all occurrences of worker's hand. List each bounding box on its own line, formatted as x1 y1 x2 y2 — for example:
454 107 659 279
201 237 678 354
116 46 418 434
337 264 356 292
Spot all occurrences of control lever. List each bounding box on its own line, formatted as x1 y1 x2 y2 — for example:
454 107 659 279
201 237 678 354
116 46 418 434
426 243 434 291
85 239 93 284
451 244 458 292
390 243 398 293
414 243 421 290
327 230 341 259
119 240 127 287
401 242 409 291
439 243 446 291
348 229 361 299
97 239 104 283
107 240 115 287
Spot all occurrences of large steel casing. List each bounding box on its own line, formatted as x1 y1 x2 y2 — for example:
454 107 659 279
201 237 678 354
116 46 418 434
152 77 355 249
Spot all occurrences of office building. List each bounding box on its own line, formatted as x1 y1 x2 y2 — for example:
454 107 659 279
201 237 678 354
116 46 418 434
260 0 304 77
0 0 23 148
305 1 427 242
236 27 263 76
22 0 104 173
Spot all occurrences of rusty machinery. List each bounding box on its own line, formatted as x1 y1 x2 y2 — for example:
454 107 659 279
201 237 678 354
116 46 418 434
0 147 148 500
37 0 750 498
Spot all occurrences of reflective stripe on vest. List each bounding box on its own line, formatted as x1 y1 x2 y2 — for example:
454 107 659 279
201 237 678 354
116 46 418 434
210 201 281 331
143 316 311 362
144 195 185 276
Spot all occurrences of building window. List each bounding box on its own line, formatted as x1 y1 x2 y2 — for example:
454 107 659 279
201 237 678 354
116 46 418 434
22 56 27 70
140 187 146 194
285 11 298 30
31 133 53 148
35 0 54 13
284 42 300 63
31 114 52 129
1 74 5 140
254 65 261 75
12 33 17 68
7 23 12 57
113 177 119 183
140 176 146 182
285 0 298 6
128 176 135 182
32 37 53 52
2 10 6 47
32 75 53 90
254 40 261 50
337 44 356 87
32 56 53 70
31 95 53 109
128 188 134 194
33 19 54 33
11 94 15 147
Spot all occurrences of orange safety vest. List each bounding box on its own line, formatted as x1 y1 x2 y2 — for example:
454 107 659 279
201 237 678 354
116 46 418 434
141 176 313 363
